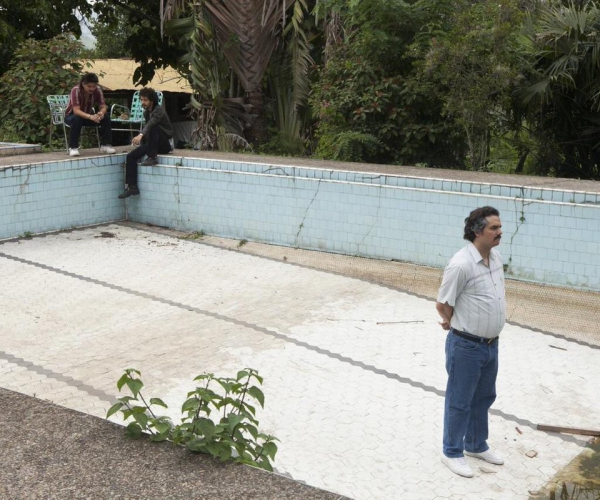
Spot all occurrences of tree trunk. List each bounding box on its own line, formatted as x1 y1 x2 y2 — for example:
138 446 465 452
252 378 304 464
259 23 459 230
245 89 267 144
515 150 529 174
466 125 490 171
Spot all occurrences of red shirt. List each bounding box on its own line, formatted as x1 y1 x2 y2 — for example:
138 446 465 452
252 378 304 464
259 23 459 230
65 85 106 115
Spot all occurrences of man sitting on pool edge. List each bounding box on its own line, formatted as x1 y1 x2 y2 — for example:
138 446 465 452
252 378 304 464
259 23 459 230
119 87 173 199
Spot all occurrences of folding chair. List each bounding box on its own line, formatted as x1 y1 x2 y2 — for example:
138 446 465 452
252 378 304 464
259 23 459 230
47 95 101 153
110 90 164 140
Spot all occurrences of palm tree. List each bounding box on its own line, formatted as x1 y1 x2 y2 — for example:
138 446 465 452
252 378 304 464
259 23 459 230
519 0 600 179
163 0 311 145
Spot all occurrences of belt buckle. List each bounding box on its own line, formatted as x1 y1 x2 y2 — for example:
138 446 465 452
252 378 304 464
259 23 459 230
487 337 494 344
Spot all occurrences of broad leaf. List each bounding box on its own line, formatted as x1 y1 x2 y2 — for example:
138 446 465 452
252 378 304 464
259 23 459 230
186 438 207 452
106 402 123 418
149 398 168 408
248 386 265 408
195 417 216 440
125 422 143 439
125 378 144 397
182 397 200 413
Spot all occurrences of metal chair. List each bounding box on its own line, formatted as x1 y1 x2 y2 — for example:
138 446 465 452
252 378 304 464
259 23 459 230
47 95 100 153
110 90 164 139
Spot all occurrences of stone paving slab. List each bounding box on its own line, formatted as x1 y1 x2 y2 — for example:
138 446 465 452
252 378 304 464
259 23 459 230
1 224 599 500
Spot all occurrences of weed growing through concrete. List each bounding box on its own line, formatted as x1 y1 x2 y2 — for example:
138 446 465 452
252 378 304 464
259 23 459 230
107 368 278 471
238 239 248 248
181 230 206 240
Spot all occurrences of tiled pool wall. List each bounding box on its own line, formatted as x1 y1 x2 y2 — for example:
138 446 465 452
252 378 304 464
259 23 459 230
0 155 124 239
129 157 600 290
1 155 599 290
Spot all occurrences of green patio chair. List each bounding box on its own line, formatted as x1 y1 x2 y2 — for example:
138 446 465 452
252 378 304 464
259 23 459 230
109 90 164 138
47 95 100 153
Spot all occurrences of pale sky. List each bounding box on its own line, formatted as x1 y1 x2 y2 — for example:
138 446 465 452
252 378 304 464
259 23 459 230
78 9 96 48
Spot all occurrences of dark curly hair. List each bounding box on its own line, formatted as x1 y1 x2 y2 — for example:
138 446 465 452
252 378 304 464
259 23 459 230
139 87 158 105
464 206 500 242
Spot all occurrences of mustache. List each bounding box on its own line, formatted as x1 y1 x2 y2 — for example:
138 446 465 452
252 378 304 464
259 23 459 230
494 235 502 240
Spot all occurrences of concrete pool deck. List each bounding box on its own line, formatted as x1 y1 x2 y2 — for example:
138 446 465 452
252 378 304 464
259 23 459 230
0 142 42 157
1 222 599 499
2 146 600 193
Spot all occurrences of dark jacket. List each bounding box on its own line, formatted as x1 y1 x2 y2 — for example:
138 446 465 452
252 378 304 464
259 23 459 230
141 104 173 138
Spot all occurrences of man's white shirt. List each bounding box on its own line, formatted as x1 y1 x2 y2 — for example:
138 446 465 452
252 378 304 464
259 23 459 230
437 242 506 338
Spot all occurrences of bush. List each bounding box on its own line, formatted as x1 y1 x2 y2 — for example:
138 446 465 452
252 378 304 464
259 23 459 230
0 119 21 143
310 0 466 167
0 34 84 145
316 131 381 162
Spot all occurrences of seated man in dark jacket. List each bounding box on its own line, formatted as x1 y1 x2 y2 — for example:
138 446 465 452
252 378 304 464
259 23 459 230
119 87 174 199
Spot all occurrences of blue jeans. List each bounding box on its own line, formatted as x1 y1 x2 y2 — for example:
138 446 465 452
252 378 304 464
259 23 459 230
443 329 498 457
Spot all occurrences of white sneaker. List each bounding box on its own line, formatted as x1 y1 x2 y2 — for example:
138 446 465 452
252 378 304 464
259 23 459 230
69 148 80 157
465 449 504 465
441 455 474 478
100 145 117 154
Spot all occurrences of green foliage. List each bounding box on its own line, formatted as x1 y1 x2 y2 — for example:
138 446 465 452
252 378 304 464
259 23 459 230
108 368 278 471
166 10 248 148
259 130 307 157
82 9 130 60
77 0 187 85
260 66 310 156
316 131 382 162
0 35 84 145
310 0 466 166
516 0 600 180
165 1 314 149
416 0 525 170
261 61 309 157
0 120 21 143
0 0 92 76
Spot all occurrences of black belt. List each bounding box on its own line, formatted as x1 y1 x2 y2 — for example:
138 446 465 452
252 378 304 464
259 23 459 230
452 329 499 344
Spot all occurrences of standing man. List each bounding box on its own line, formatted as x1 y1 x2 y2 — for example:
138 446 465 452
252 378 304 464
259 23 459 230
436 206 506 478
65 73 116 157
118 87 173 199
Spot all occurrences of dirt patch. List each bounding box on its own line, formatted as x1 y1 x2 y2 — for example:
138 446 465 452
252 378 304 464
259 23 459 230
530 438 600 499
148 240 179 247
95 231 116 239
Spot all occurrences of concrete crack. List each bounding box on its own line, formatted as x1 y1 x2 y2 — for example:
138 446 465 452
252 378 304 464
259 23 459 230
355 174 384 182
506 193 533 274
262 166 289 176
18 168 31 195
294 179 321 245
358 186 382 248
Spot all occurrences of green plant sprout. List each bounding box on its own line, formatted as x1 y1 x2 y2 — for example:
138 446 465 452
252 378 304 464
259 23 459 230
107 368 278 471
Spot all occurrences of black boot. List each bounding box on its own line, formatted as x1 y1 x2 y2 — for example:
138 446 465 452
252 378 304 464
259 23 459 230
139 156 158 166
118 185 140 199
